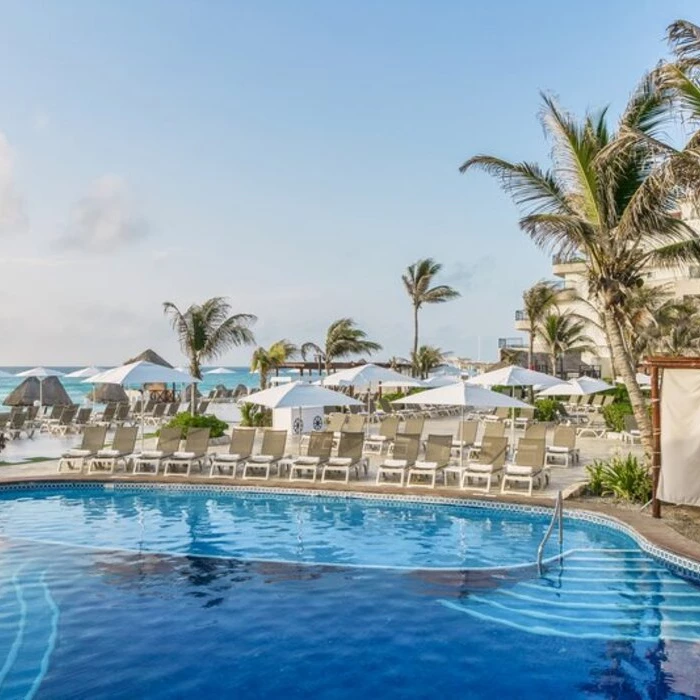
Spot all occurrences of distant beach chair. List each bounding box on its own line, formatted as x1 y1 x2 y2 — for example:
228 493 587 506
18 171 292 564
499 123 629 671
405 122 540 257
576 416 607 438
452 420 478 458
49 405 78 436
343 414 365 434
210 427 256 477
7 412 29 439
289 431 334 482
73 407 93 433
242 429 287 480
88 426 138 474
326 412 347 435
459 436 508 493
95 403 118 427
322 431 366 483
363 415 400 454
501 438 547 497
144 403 166 426
132 428 182 475
545 425 579 466
40 405 65 432
514 407 535 431
471 421 506 454
524 423 547 441
407 434 453 488
196 400 210 415
163 428 211 476
57 425 107 473
375 434 421 486
400 417 425 439
621 415 641 444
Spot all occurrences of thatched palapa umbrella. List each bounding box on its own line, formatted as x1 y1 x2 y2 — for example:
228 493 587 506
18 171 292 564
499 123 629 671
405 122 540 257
86 383 129 404
4 376 73 407
123 349 173 368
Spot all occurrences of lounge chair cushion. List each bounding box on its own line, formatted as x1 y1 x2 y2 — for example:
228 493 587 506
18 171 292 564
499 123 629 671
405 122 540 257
327 457 353 467
96 449 121 458
547 446 573 454
381 459 407 468
140 450 165 459
214 453 244 462
248 455 275 464
506 465 541 476
412 461 438 470
173 451 196 460
64 449 92 457
368 435 389 442
293 456 321 466
466 462 501 474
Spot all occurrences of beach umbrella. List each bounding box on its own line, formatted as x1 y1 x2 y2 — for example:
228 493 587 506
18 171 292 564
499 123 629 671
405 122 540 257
392 382 530 465
123 349 172 368
616 372 652 389
3 376 72 407
205 367 234 375
174 366 189 373
86 361 197 447
423 374 460 388
466 365 559 446
323 364 423 430
16 367 65 412
538 376 614 397
241 381 363 447
64 366 103 379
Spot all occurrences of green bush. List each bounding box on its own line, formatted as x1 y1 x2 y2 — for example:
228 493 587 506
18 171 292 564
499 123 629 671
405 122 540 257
239 403 272 427
382 388 424 403
534 398 566 422
585 453 652 503
601 402 633 432
162 412 229 438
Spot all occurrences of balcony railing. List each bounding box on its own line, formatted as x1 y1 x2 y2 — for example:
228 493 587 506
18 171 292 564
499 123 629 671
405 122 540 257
552 253 585 266
515 310 528 321
498 337 527 349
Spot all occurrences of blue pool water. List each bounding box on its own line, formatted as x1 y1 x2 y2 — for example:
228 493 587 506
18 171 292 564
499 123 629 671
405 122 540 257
0 485 699 698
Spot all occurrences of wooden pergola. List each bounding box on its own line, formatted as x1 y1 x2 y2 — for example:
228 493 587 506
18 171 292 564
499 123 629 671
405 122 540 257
643 355 700 519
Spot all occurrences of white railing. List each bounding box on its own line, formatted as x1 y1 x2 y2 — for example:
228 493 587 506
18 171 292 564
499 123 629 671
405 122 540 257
537 490 563 575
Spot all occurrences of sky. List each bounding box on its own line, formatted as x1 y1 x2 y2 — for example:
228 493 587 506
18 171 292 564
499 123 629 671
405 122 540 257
0 0 697 367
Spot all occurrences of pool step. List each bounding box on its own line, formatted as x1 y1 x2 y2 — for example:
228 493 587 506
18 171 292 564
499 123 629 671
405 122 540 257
0 564 58 700
441 549 700 643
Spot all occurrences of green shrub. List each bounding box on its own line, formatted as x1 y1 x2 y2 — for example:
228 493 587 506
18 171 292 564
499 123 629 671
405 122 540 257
239 403 272 427
586 453 652 503
382 388 424 403
585 461 606 496
162 412 229 438
534 398 566 422
601 402 633 432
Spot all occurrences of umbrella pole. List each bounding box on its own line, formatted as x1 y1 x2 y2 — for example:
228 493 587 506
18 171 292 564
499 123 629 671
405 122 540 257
510 387 516 456
140 388 146 450
191 383 195 416
39 378 43 417
460 404 465 468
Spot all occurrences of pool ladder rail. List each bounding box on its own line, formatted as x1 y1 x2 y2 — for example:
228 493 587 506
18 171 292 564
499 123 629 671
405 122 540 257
536 490 563 575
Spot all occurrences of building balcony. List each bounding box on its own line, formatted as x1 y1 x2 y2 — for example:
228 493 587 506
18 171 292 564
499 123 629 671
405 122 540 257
498 337 527 350
514 310 531 331
552 254 587 278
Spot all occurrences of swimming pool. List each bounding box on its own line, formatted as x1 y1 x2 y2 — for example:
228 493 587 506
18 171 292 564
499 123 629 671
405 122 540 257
0 483 699 698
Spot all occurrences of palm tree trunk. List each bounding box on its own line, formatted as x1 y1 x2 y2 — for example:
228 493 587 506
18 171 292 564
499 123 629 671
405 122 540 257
551 353 557 377
412 305 419 372
602 308 652 453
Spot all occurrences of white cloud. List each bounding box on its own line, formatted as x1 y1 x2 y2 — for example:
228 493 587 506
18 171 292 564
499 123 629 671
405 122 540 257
57 175 149 252
0 132 28 235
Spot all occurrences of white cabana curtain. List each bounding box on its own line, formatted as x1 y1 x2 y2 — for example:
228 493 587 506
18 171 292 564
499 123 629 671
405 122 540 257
658 368 700 507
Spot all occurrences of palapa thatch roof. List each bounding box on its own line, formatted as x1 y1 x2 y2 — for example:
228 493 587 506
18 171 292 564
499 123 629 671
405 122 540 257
86 383 129 404
3 376 73 407
123 348 173 368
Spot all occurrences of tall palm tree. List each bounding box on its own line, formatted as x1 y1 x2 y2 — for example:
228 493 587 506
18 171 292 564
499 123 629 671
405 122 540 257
412 345 445 379
460 79 700 451
402 258 460 363
522 281 561 370
163 297 256 379
537 312 595 377
301 318 382 374
250 339 298 390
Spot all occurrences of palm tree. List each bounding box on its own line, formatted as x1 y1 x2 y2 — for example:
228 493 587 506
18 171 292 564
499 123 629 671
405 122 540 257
522 281 561 370
301 318 382 374
412 345 445 379
460 79 700 451
537 312 595 377
163 297 256 379
402 258 460 364
250 339 298 390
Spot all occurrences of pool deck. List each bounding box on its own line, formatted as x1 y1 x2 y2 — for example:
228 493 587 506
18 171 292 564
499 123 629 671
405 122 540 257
2 419 699 566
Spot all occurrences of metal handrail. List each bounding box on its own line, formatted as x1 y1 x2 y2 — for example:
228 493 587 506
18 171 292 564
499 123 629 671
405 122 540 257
537 490 563 575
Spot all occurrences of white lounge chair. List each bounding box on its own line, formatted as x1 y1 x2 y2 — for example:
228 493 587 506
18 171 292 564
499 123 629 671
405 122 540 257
289 431 334 482
88 426 138 474
163 428 211 476
459 436 508 493
132 428 182 475
58 425 107 473
209 427 256 477
375 434 420 487
407 434 453 488
545 425 579 467
363 416 400 455
501 438 547 497
242 429 287 480
321 431 366 483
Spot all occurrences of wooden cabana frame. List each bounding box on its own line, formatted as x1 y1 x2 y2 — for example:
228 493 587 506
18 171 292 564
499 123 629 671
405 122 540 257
643 356 700 519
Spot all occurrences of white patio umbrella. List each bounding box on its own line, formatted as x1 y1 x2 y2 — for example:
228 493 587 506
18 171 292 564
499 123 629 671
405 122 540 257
64 366 103 379
85 361 198 447
467 365 559 446
423 374 460 388
16 367 66 413
538 376 614 397
616 372 652 389
241 381 363 448
173 366 189 373
392 382 531 465
323 364 423 431
205 367 234 375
